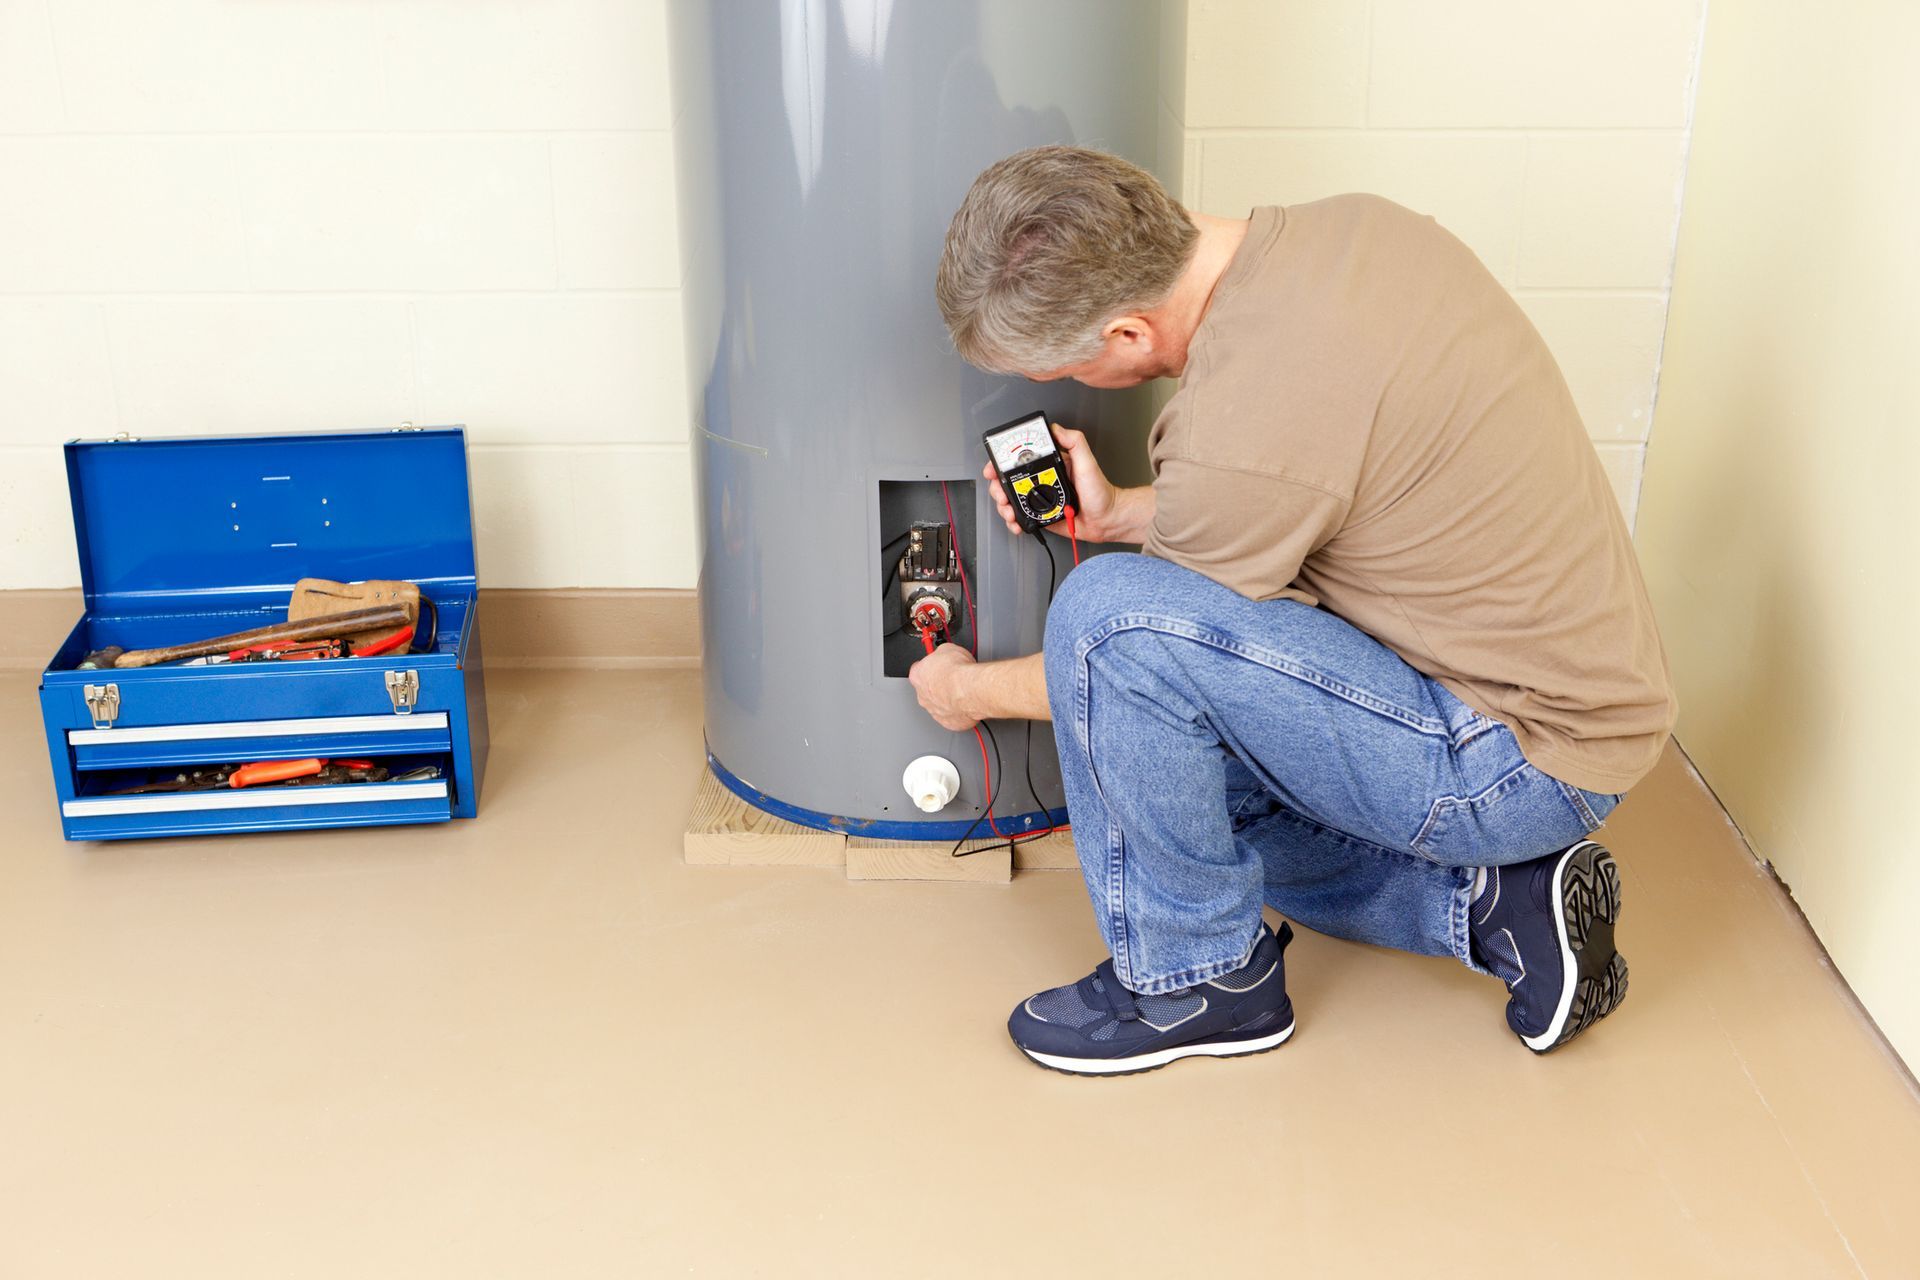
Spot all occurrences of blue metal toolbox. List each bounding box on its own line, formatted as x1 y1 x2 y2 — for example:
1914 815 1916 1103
37 427 489 841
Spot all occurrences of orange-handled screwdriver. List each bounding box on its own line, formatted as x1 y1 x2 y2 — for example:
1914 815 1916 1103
230 758 326 788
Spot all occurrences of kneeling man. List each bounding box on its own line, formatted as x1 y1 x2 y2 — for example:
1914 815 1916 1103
910 146 1676 1076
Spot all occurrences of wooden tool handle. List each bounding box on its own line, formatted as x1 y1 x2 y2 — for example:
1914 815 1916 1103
110 604 412 668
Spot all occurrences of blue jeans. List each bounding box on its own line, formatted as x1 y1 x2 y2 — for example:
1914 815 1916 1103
1043 553 1621 995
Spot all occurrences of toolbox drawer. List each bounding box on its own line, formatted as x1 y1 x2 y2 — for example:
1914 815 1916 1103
61 780 453 841
68 713 453 771
61 754 454 840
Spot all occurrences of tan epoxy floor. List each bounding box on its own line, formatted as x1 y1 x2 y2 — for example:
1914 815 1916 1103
3 665 1918 1278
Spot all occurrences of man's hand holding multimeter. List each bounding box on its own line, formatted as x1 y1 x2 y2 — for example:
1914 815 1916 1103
981 415 1120 541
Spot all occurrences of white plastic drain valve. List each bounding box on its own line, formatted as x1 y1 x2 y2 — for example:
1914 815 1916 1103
902 755 961 813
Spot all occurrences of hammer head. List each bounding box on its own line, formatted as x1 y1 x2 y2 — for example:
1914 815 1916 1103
77 646 124 670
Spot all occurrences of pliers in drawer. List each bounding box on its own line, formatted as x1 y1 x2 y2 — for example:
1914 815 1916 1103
277 760 392 787
108 766 235 795
108 758 440 796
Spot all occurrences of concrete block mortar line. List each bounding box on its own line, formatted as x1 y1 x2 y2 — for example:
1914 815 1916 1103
1513 132 1535 287
0 127 677 140
1512 286 1668 298
1635 0 1713 525
402 298 422 425
544 136 564 297
92 299 122 437
466 442 690 455
37 0 72 131
1361 0 1376 129
1179 125 1691 139
0 442 696 457
0 289 683 300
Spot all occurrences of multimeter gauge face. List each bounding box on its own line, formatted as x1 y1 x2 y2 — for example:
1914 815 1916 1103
988 417 1057 472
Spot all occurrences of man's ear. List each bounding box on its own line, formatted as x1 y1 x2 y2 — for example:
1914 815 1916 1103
1101 313 1155 350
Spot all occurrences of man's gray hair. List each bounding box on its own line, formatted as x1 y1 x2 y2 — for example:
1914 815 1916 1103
936 146 1198 375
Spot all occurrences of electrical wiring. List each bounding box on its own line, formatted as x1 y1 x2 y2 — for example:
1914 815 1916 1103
939 480 980 657
887 522 979 651
929 478 1068 858
952 721 1069 860
946 719 1011 856
973 723 1004 837
1063 505 1081 567
1017 534 1063 839
882 531 913 640
879 530 910 603
937 476 1005 847
948 534 1071 859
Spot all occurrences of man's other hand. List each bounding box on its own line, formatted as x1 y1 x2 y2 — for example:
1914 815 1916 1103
908 643 979 731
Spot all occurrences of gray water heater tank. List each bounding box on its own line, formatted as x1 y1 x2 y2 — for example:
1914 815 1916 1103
670 0 1165 837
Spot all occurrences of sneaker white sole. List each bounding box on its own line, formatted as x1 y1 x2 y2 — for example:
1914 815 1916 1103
1521 840 1627 1053
1021 1020 1296 1076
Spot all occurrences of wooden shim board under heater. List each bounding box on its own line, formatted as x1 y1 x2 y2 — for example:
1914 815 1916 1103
684 766 1074 878
1010 829 1077 871
684 767 846 867
845 838 1012 883
847 826 1074 882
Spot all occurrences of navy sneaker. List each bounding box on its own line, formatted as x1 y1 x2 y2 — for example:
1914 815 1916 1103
1007 922 1296 1076
1470 840 1628 1053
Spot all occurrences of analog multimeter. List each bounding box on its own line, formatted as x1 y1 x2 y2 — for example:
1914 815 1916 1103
982 412 1076 533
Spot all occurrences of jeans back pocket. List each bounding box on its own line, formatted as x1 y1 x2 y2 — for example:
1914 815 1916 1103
1411 762 1616 866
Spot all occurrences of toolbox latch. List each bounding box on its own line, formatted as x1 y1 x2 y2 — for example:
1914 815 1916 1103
384 670 420 715
83 683 120 730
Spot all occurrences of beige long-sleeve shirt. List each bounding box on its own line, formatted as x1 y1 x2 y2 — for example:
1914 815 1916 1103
1142 195 1676 794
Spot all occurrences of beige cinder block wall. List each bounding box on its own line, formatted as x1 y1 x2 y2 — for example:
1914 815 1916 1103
1 3 1702 592
1634 2 1920 1066
0 0 694 591
1165 0 1707 525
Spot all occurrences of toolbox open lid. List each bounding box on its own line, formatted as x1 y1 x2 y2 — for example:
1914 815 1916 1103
64 427 478 614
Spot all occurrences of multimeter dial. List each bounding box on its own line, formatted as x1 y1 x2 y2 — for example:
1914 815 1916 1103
1013 473 1064 523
